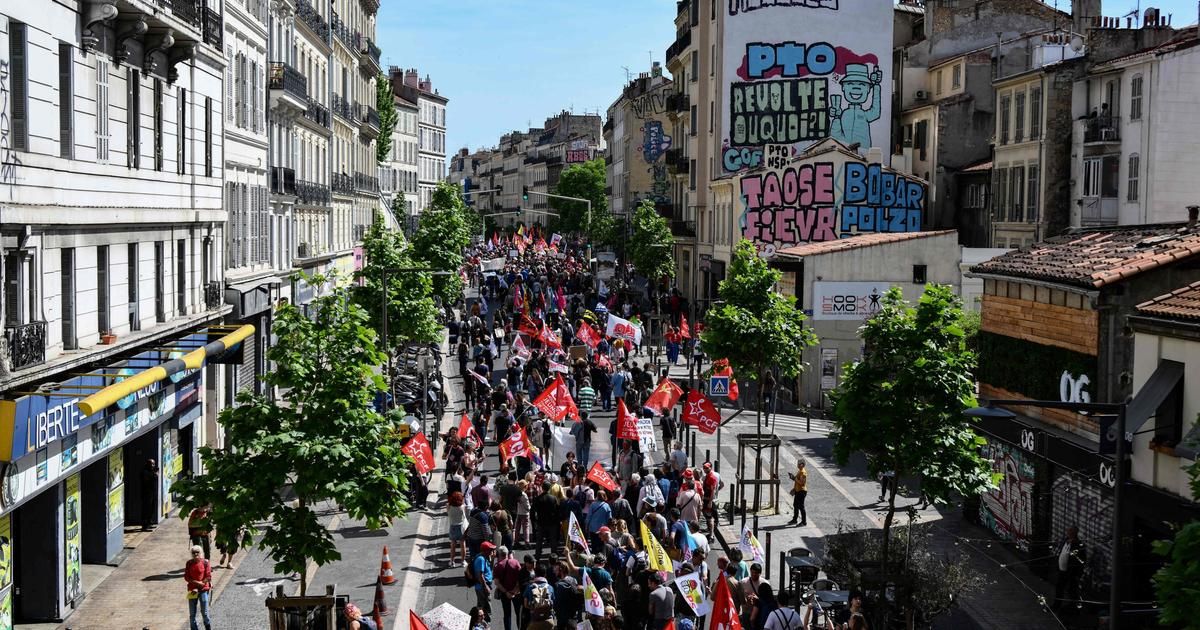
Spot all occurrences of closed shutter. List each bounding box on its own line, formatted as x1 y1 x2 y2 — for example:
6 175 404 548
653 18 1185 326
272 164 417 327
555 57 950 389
59 43 74 158
178 87 187 174
225 46 235 123
10 23 29 150
96 57 110 163
128 69 141 168
236 329 256 393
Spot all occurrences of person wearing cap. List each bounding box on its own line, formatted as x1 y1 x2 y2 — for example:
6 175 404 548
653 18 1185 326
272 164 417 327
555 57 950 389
343 603 378 630
647 570 676 630
474 541 497 622
829 62 882 151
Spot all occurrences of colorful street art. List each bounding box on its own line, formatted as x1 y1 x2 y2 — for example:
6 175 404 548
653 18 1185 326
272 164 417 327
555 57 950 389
1052 471 1113 585
642 121 672 163
979 441 1036 551
721 1 891 173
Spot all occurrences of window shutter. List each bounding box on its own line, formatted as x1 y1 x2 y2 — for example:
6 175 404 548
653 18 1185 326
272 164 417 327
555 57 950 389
96 57 110 162
10 23 29 150
59 43 75 159
225 46 235 123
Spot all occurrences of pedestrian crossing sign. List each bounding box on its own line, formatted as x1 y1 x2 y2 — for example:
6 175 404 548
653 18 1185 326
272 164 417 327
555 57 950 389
709 375 730 397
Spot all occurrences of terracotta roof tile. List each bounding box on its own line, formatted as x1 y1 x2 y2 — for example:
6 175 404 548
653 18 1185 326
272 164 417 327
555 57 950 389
773 230 957 258
1136 281 1200 321
969 223 1200 288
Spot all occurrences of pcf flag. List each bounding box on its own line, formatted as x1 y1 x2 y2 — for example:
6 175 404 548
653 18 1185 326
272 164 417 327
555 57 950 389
567 511 590 554
532 375 580 422
640 522 673 572
616 399 640 440
457 413 482 447
586 461 619 493
682 391 721 435
739 525 766 565
402 432 435 475
644 377 684 416
539 322 563 349
604 313 643 345
575 321 602 349
581 569 605 616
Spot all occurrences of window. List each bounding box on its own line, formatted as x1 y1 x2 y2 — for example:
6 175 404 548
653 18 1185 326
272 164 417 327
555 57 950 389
153 79 164 171
59 43 74 159
951 64 961 90
1026 163 1039 223
204 97 213 177
128 243 140 331
176 239 187 316
691 51 698 81
61 248 76 350
98 245 110 334
96 58 110 163
935 69 944 95
1130 74 1143 120
127 69 141 169
177 87 187 174
1014 90 1025 142
690 105 697 134
1083 158 1101 197
8 22 29 150
225 46 235 124
154 242 165 323
1030 86 1042 140
1127 153 1140 201
4 251 36 326
913 264 928 284
995 168 1008 217
999 94 1011 144
1009 166 1024 222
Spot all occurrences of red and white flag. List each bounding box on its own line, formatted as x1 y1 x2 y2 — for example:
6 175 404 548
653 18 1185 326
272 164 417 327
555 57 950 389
539 322 562 349
499 425 535 460
616 399 640 440
402 432 436 475
679 314 691 339
457 413 482 446
512 335 531 360
548 358 569 374
604 313 643 344
682 390 721 435
586 461 620 493
411 610 431 630
644 377 684 416
469 368 491 388
710 571 743 630
532 375 580 422
575 321 602 349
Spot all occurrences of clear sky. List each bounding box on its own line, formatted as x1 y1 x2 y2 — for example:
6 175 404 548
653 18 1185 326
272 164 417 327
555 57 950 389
376 0 678 156
375 0 1199 159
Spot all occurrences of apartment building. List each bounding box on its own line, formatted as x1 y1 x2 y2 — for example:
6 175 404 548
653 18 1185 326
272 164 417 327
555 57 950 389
1 1 228 621
380 94 419 231
391 68 447 215
603 64 673 223
665 0 708 308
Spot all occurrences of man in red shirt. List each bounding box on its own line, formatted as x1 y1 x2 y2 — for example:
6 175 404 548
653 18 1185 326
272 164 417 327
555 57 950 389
492 545 522 630
185 545 213 630
702 461 722 534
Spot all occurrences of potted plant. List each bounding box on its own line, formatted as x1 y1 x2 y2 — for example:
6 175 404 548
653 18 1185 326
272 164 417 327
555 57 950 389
100 330 117 345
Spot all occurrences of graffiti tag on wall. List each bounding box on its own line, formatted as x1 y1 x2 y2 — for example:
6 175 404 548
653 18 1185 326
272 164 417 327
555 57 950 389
642 121 672 163
729 0 839 15
1052 472 1112 584
631 91 669 120
979 441 1036 551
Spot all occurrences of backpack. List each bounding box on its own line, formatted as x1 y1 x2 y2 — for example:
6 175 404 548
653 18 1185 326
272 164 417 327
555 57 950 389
527 581 554 620
464 555 477 587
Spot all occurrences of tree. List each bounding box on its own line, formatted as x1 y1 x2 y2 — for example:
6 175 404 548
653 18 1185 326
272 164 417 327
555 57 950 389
173 279 411 596
700 239 818 507
376 74 397 164
627 200 675 283
830 285 997 568
1152 450 1200 626
551 159 614 243
353 214 441 348
410 182 471 303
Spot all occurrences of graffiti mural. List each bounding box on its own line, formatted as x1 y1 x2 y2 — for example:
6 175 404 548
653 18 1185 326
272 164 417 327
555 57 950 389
642 121 672 163
721 0 890 173
1052 471 1112 585
979 441 1036 551
631 91 669 120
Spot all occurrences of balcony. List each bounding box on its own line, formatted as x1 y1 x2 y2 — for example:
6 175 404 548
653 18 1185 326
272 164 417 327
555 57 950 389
297 180 332 206
354 172 380 193
671 220 697 238
270 166 297 196
331 12 356 50
666 28 692 63
202 7 223 47
358 103 381 138
297 242 312 259
359 37 382 72
1083 117 1121 144
296 0 330 42
303 98 330 128
359 0 380 16
1080 197 1119 227
204 281 223 310
331 94 354 122
269 62 308 112
332 173 355 195
667 92 689 113
3 321 47 371
167 0 201 27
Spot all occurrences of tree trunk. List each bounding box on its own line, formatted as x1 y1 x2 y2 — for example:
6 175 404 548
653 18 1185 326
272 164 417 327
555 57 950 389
753 367 764 512
881 475 897 581
298 496 308 597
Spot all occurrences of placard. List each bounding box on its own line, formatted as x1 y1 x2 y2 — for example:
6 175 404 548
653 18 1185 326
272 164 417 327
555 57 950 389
820 348 838 390
64 474 82 604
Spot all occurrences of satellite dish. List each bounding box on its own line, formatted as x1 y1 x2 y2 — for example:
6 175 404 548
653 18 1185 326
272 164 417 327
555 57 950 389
1069 35 1084 52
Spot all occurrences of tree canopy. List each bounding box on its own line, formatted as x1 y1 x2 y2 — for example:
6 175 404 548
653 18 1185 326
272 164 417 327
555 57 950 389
173 280 411 595
627 200 675 283
551 158 614 244
376 74 397 164
410 182 472 303
1153 451 1200 626
353 214 441 347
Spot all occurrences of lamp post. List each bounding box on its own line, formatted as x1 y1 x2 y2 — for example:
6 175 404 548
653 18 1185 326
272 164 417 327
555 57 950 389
965 398 1128 626
379 267 452 405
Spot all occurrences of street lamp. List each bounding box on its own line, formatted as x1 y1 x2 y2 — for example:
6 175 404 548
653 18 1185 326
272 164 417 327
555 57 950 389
964 398 1128 627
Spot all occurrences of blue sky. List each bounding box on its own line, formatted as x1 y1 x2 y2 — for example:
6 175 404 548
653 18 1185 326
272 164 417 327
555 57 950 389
376 0 677 155
376 0 1199 158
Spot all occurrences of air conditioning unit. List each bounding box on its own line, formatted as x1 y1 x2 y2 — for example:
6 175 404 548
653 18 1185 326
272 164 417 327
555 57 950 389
914 89 928 102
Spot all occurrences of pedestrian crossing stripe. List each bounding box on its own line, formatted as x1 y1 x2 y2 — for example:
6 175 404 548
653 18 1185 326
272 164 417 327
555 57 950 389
709 375 730 397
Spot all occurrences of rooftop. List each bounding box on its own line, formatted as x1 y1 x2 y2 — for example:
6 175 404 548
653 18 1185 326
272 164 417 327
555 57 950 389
1136 280 1200 321
775 230 956 258
970 223 1200 289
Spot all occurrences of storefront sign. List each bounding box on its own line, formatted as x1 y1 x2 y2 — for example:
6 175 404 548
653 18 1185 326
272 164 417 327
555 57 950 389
64 474 82 604
0 374 105 461
811 282 891 320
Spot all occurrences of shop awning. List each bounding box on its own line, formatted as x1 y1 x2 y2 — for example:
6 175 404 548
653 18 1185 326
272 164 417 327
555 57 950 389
1126 359 1185 434
76 324 255 416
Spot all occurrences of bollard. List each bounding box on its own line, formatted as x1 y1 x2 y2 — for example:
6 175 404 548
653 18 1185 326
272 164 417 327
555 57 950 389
754 514 759 540
690 432 697 467
766 532 772 579
729 484 736 525
778 550 786 602
706 449 711 466
741 498 747 532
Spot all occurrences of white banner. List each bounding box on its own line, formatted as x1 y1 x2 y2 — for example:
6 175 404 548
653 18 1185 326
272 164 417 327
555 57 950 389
811 281 893 320
481 258 505 272
605 313 643 345
551 424 576 468
636 418 658 458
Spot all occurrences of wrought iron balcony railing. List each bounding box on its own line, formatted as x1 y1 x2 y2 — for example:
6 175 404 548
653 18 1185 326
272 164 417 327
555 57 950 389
354 171 379 192
269 62 308 102
303 98 330 127
296 0 330 41
4 321 47 371
204 281 223 310
332 173 355 195
331 12 356 50
297 180 332 206
331 94 354 121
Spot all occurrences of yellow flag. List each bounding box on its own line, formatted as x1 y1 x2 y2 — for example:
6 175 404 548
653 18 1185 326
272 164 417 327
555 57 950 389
641 521 673 572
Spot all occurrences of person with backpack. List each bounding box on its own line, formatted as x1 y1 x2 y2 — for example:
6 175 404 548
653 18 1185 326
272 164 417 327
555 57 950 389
523 563 556 630
472 541 497 622
466 508 494 560
552 560 582 630
764 592 805 630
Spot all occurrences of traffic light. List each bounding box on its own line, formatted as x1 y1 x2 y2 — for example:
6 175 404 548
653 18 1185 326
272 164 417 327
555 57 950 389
522 186 529 202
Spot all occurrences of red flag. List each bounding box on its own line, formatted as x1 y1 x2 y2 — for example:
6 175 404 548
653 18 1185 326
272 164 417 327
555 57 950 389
713 360 739 401
710 570 743 630
576 321 601 349
616 399 640 440
644 377 684 416
586 461 620 493
518 314 540 338
682 391 721 435
664 621 676 630
499 425 535 460
532 375 580 422
402 432 436 474
539 322 562 349
457 413 482 446
410 610 430 630
679 315 691 339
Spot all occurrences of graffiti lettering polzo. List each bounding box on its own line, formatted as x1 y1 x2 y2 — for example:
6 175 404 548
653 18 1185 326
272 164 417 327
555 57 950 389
1 59 21 198
979 441 1036 551
1052 472 1113 585
729 0 838 16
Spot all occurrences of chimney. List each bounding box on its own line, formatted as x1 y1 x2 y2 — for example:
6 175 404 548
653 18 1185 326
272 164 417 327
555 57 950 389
404 69 419 87
1188 205 1199 229
419 75 432 92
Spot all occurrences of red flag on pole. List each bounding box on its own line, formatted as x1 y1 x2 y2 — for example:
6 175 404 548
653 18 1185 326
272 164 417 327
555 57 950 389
586 461 620 493
401 432 436 474
539 322 562 349
499 425 535 460
712 359 739 401
616 399 640 440
679 315 691 339
532 375 580 422
410 610 430 630
575 321 601 349
644 377 684 416
682 391 721 435
457 413 482 446
518 314 540 338
710 570 743 630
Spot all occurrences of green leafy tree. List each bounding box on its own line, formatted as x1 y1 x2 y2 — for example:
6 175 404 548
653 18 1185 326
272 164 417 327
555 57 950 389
376 75 398 163
628 199 675 282
830 285 997 567
701 239 819 506
353 215 440 347
1152 451 1200 626
551 158 614 243
410 182 471 303
173 279 410 595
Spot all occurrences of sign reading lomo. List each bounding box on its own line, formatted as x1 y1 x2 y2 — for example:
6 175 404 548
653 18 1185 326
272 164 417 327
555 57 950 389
811 281 892 321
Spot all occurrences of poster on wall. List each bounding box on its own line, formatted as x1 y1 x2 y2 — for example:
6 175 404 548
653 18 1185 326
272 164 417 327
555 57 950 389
64 474 82 604
0 514 10 630
107 450 125 532
811 282 892 321
161 428 179 517
819 348 838 390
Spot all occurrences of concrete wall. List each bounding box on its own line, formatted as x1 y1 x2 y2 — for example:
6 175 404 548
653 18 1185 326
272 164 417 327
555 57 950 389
926 0 1062 62
1131 330 1199 498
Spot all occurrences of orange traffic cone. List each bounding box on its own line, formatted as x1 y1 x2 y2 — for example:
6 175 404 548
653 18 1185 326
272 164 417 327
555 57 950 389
379 545 397 585
372 575 391 617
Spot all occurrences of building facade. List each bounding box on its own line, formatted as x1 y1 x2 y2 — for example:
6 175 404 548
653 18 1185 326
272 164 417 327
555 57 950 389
380 94 419 231
391 68 447 216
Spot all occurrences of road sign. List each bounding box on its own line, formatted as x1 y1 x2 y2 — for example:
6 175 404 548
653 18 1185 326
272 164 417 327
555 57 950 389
709 375 730 398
